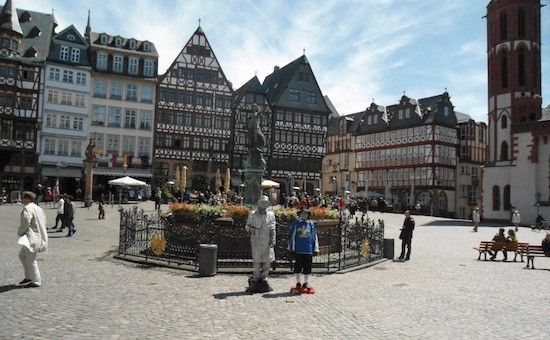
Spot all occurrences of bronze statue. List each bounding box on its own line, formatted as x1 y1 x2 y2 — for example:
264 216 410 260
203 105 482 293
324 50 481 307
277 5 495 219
244 104 267 169
85 138 96 160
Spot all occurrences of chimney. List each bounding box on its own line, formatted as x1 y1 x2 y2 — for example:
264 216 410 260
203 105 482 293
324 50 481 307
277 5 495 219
274 65 279 72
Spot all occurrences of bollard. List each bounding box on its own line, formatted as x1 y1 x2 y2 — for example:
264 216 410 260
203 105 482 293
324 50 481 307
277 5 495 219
383 238 394 259
198 244 218 277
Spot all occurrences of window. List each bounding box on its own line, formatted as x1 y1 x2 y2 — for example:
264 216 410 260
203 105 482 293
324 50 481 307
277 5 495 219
298 72 309 82
115 37 122 47
92 106 106 126
501 115 507 129
60 115 71 129
49 67 60 81
97 53 107 70
518 48 525 87
144 60 154 76
503 185 511 211
61 92 72 105
44 138 55 155
289 89 300 101
126 83 137 101
500 141 508 161
140 85 153 103
517 8 525 38
74 93 85 107
501 50 508 88
45 113 56 127
129 40 136 50
113 55 123 72
110 81 122 99
306 91 316 104
124 109 137 128
76 72 87 85
62 70 73 83
107 134 119 154
492 185 500 211
500 11 507 40
70 140 82 157
100 35 108 44
143 42 150 52
140 111 151 130
108 107 121 127
0 119 12 138
70 48 80 63
59 45 69 60
138 137 150 155
122 136 135 156
58 139 69 156
72 117 83 130
94 79 106 97
47 90 59 103
128 57 138 75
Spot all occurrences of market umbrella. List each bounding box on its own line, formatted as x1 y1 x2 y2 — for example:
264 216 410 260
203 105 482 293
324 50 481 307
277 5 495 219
224 168 231 193
175 165 180 191
215 169 222 190
108 176 147 187
181 166 187 191
261 179 280 189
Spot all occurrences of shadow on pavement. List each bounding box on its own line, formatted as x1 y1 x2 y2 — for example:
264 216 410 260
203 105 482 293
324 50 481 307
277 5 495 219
213 291 252 299
423 220 477 227
262 291 297 298
0 284 22 293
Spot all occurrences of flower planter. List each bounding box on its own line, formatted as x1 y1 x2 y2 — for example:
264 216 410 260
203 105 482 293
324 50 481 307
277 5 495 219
314 219 341 255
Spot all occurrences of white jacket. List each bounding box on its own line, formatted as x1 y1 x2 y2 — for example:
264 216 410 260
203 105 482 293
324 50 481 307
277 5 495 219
18 202 48 253
57 198 65 214
245 210 276 262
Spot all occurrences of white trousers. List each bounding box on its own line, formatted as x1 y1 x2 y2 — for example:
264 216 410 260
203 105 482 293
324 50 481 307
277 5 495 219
19 247 41 285
252 262 270 281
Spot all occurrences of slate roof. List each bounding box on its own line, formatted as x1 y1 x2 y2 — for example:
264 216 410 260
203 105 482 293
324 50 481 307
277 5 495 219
88 31 158 57
235 75 265 103
0 4 56 63
263 55 308 105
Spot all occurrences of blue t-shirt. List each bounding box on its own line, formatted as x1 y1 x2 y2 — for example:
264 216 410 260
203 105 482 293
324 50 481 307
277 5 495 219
288 220 318 254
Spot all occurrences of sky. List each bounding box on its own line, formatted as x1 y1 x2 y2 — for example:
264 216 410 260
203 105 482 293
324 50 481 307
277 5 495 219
17 0 550 123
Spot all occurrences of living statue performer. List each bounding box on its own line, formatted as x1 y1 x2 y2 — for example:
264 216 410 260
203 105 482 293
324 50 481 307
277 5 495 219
245 195 276 293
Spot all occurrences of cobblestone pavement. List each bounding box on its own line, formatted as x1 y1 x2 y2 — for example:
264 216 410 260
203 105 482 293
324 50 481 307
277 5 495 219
1 202 549 339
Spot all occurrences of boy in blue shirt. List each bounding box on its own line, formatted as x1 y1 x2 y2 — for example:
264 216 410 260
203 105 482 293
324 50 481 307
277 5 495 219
288 209 319 290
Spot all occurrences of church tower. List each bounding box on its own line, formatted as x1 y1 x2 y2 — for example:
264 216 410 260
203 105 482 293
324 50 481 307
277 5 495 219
483 0 545 221
486 0 542 164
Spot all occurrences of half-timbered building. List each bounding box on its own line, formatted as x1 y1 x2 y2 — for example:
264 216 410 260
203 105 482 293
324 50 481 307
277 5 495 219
154 26 234 192
41 24 91 195
261 56 331 194
85 15 158 194
0 1 55 195
348 92 459 216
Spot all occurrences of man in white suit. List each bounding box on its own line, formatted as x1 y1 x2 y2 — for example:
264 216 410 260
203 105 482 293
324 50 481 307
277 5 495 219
17 191 48 288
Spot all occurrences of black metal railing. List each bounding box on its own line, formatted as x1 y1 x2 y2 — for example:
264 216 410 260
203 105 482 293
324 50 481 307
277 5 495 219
117 207 385 273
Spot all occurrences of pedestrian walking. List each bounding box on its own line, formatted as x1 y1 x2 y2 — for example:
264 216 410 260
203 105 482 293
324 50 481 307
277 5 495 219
98 202 105 219
17 191 48 288
512 209 521 232
472 207 480 232
64 195 76 237
398 210 415 261
51 195 65 230
288 208 319 292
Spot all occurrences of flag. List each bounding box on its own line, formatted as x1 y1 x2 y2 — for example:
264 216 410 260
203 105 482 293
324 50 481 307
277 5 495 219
108 153 113 168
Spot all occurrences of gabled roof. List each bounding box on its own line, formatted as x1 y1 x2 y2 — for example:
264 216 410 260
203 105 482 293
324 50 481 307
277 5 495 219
0 5 56 63
0 0 22 35
53 25 87 46
235 76 266 104
263 55 307 104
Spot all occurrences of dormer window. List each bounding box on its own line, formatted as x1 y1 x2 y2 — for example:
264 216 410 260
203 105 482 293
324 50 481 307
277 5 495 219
115 37 122 47
100 35 108 45
59 45 69 60
67 34 75 41
373 115 378 124
129 40 136 50
143 42 150 52
444 106 450 116
405 108 410 118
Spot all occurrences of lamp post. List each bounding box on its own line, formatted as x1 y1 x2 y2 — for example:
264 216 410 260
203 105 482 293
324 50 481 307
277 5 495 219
536 192 541 216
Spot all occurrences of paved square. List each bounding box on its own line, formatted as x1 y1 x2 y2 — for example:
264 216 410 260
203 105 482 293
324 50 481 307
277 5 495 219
1 202 548 338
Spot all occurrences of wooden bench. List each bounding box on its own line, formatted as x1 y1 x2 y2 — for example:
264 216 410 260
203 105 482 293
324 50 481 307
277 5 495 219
525 245 549 269
473 241 528 262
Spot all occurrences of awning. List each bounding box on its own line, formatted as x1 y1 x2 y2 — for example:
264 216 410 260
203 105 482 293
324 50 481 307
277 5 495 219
92 167 153 178
42 166 81 178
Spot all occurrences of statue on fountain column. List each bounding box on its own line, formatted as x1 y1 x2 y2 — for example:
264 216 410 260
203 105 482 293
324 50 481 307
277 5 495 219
244 104 267 169
85 138 96 161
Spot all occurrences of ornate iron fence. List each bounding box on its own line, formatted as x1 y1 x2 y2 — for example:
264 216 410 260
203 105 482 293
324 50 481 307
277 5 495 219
117 207 385 273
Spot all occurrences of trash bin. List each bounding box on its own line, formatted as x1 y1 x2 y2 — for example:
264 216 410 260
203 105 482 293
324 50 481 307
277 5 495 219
198 244 217 277
383 238 394 259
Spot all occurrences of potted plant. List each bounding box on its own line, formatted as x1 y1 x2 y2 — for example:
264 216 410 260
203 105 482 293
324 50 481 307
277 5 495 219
196 204 226 218
224 205 251 220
